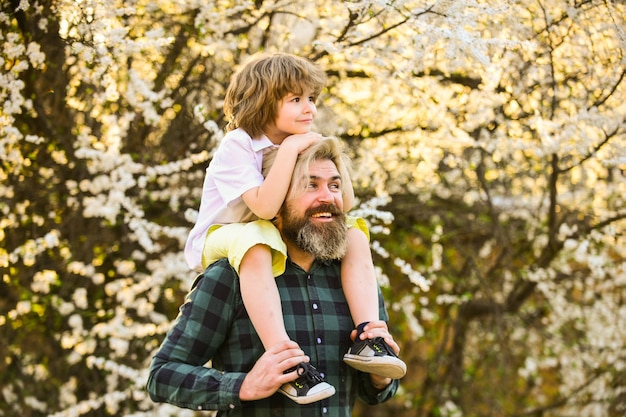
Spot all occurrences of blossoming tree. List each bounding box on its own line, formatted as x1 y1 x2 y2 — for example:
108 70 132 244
1 1 624 416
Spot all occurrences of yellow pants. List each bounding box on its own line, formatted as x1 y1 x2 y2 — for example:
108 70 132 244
201 216 369 276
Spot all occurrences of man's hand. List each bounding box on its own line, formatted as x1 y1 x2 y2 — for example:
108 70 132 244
239 341 309 401
349 320 401 390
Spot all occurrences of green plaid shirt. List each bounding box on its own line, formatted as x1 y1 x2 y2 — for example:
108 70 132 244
147 258 398 416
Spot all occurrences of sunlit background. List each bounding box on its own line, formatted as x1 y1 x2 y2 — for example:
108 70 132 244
1 1 625 416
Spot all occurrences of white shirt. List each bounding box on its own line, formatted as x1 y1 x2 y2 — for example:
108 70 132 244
184 128 277 271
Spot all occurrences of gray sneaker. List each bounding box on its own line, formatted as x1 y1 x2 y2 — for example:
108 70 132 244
278 362 336 404
343 336 407 379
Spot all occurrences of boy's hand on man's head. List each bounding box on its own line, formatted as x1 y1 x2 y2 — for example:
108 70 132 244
283 132 324 154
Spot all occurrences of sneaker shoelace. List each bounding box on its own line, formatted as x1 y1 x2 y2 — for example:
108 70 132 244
295 363 324 384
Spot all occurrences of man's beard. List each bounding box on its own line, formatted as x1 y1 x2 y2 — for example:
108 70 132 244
280 203 348 260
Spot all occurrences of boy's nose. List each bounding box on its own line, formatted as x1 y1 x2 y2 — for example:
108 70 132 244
303 100 315 113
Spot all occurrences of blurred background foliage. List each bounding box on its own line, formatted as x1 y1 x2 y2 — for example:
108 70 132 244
1 0 625 416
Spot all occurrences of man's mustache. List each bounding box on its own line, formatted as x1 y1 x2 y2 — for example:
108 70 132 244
305 204 343 218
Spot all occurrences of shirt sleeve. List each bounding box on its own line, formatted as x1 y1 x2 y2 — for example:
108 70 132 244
146 262 245 411
356 372 399 405
210 134 265 208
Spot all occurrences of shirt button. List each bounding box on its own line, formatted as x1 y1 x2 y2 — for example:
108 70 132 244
312 303 318 310
316 337 322 344
320 372 325 378
323 406 328 413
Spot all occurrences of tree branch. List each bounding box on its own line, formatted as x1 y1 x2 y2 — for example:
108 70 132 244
559 124 620 173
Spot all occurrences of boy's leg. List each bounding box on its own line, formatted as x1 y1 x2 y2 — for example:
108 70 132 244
203 223 292 350
239 244 290 350
342 226 407 379
341 227 380 326
228 221 335 403
239 243 335 403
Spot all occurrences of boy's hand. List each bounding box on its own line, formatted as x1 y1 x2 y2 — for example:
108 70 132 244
282 132 323 154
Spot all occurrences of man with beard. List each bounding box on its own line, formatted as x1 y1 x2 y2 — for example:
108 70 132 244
147 138 400 416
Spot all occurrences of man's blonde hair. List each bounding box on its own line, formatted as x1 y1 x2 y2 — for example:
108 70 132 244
290 137 352 202
224 53 327 139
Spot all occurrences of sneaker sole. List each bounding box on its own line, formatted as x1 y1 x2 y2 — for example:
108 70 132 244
278 384 336 405
343 354 407 379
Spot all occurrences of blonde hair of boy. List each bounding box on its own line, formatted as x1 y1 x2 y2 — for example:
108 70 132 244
223 52 327 139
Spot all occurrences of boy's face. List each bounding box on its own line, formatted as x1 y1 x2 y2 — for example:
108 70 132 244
267 89 317 142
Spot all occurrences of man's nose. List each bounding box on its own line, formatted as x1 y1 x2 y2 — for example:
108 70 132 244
317 185 334 202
